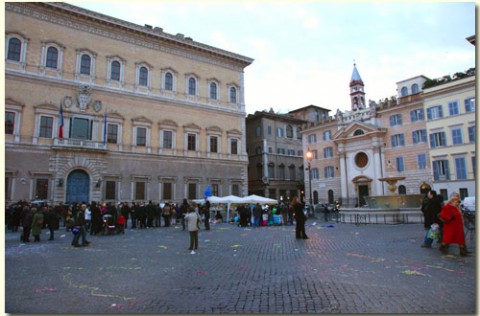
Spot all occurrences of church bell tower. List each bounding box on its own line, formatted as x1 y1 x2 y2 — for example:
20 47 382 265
350 63 366 111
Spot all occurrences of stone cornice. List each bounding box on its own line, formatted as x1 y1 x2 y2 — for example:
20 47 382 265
6 2 253 71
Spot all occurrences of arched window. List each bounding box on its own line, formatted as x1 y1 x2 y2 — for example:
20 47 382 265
139 67 148 86
46 47 58 69
398 185 406 195
165 72 173 91
353 129 364 136
411 83 419 94
229 87 237 103
188 77 196 95
401 86 408 97
7 37 21 61
210 82 217 100
80 54 91 75
111 61 121 81
286 125 293 138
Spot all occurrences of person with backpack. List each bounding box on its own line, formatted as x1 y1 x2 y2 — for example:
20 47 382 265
71 203 91 247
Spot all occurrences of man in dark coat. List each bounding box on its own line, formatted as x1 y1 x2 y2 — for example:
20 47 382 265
204 200 211 230
20 206 33 242
421 190 442 248
146 201 155 228
292 197 308 239
253 203 263 227
45 206 59 240
90 202 102 235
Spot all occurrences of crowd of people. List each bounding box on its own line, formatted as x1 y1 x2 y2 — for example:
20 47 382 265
420 191 472 257
7 191 473 256
5 196 313 248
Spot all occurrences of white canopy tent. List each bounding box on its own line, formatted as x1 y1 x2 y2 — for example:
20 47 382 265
193 194 278 222
241 194 278 205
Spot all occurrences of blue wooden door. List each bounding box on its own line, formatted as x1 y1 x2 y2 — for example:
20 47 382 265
66 170 90 204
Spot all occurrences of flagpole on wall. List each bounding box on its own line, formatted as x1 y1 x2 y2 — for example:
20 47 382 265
103 106 107 145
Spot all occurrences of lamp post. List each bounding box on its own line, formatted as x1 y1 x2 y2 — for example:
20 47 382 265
306 147 313 218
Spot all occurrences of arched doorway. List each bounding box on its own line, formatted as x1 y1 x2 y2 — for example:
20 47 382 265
352 176 372 207
328 189 334 204
398 185 406 195
313 191 319 205
66 170 90 204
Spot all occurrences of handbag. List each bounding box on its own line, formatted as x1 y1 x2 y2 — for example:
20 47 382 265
427 224 440 241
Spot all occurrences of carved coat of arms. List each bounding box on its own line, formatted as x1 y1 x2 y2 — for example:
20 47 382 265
77 85 92 112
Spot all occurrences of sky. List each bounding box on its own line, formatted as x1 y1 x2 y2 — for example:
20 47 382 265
68 1 476 115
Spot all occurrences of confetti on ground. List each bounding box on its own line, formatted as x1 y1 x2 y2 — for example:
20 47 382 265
274 244 283 249
231 244 241 248
321 224 335 228
35 287 57 293
402 270 426 276
157 245 168 249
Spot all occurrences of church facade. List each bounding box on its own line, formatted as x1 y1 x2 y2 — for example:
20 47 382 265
301 64 475 207
5 3 253 204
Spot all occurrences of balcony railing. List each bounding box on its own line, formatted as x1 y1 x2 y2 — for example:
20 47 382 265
53 138 107 150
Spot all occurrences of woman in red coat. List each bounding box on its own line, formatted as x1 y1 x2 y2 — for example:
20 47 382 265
438 193 469 256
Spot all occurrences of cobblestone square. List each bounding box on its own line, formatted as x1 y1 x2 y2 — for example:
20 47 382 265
5 221 476 313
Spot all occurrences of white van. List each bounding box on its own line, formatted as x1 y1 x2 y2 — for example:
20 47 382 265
461 196 475 212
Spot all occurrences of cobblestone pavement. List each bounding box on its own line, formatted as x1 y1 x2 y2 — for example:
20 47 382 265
4 220 476 314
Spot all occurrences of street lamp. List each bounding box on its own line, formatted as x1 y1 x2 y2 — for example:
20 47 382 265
306 147 313 217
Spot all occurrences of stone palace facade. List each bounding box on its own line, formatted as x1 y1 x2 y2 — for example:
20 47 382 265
5 2 253 204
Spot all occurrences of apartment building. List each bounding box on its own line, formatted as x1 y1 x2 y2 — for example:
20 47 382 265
246 109 307 202
423 76 476 200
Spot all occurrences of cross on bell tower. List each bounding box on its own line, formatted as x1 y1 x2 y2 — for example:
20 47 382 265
349 62 366 111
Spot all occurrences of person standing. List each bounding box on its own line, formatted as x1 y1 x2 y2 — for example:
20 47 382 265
130 202 137 229
72 204 91 247
292 196 308 239
204 199 211 230
121 202 131 229
146 201 155 228
420 190 442 248
90 201 102 235
45 206 59 241
253 203 263 227
84 204 92 233
280 203 288 226
438 192 470 256
31 207 44 242
20 206 33 242
180 199 189 231
184 206 200 252
154 202 162 228
162 203 171 227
